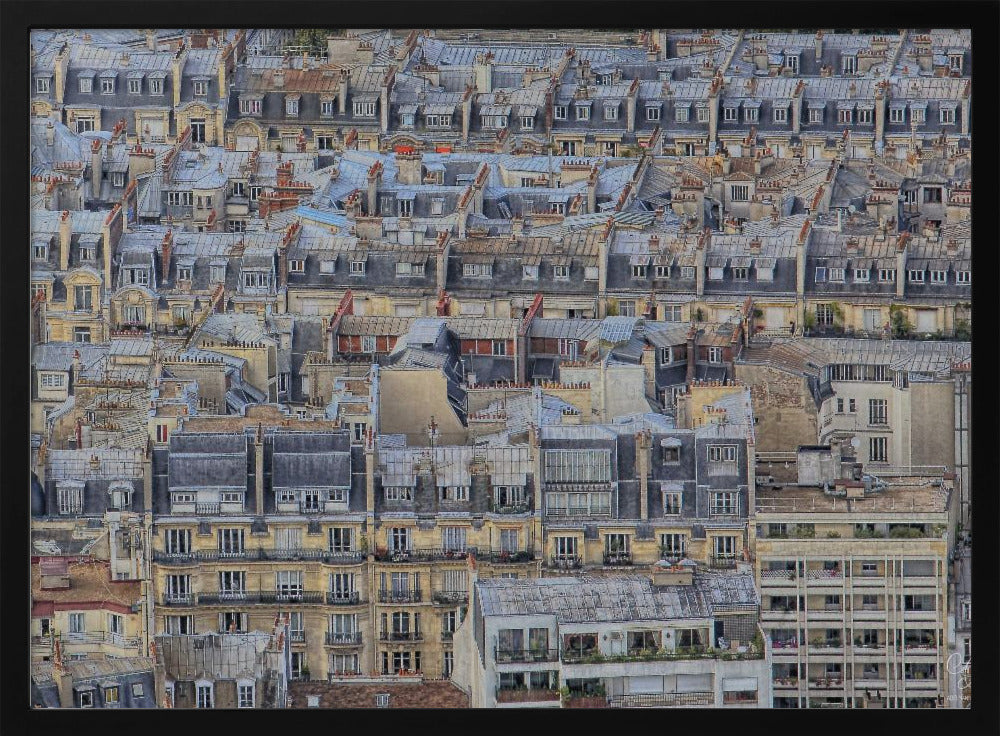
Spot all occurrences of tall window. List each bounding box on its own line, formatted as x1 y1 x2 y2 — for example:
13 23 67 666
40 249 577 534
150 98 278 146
238 683 254 708
662 491 682 514
711 491 739 515
330 572 356 599
869 399 888 425
660 533 685 558
714 535 737 559
731 185 749 202
499 528 519 552
442 527 467 552
869 436 888 463
164 529 190 554
218 528 244 555
219 570 246 597
69 612 86 633
389 527 411 552
330 527 353 552
553 536 577 559
196 683 213 708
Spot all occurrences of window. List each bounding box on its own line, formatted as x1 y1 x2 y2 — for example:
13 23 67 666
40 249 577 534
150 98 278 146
711 491 738 515
36 77 51 94
809 107 823 124
869 436 888 463
733 267 748 280
723 106 738 122
101 78 115 94
708 346 723 363
714 535 737 558
708 445 737 463
663 491 682 515
40 372 66 389
646 106 661 121
79 690 94 708
353 101 376 117
696 106 710 123
745 107 759 123
149 78 163 95
165 615 193 634
196 683 213 709
192 80 208 97
219 570 246 597
389 527 411 553
929 270 947 284
618 300 636 317
58 484 83 515
940 107 955 124
491 340 508 356
849 398 856 413
218 528 245 555
521 264 539 281
878 268 895 282
731 185 749 202
674 106 689 123
654 265 671 278
838 108 852 125
551 536 579 562
554 105 567 120
889 107 905 123
76 117 95 133
165 528 190 554
167 191 192 206
854 268 870 282
605 533 630 556
773 107 788 123
785 54 799 73
350 260 366 275
239 98 261 115
961 600 971 622
330 573 356 601
320 99 335 117
829 268 845 282
499 527 519 552
68 612 85 634
869 398 888 425
575 105 590 121
842 56 857 74
631 264 647 278
425 114 451 127
238 683 254 708
553 264 570 280
276 570 304 599
440 485 469 502
857 108 873 124
912 106 926 124
908 269 925 283
923 187 942 203
289 259 305 274
79 77 93 93
75 326 93 344
177 265 192 281
104 686 120 705
385 486 413 501
660 533 685 557
956 270 970 284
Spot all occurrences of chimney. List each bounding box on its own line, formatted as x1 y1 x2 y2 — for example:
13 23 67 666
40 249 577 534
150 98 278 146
171 43 187 109
461 85 474 143
473 53 493 93
273 69 284 89
254 423 264 515
395 152 422 186
636 431 650 520
58 211 72 270
338 69 349 115
90 139 103 200
365 162 381 216
814 30 824 62
146 29 156 51
685 326 697 384
749 237 762 254
160 229 173 281
895 232 909 299
45 121 55 146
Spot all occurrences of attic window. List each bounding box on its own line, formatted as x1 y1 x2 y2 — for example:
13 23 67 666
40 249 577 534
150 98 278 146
523 264 538 280
553 105 567 120
101 78 116 95
289 259 305 273
79 76 94 94
354 101 376 117
350 260 366 275
375 693 390 708
194 80 208 97
36 77 51 94
674 106 689 123
319 260 336 274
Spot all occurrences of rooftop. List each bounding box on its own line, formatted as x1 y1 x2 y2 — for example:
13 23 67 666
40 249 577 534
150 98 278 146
755 480 951 515
288 680 470 709
31 560 141 609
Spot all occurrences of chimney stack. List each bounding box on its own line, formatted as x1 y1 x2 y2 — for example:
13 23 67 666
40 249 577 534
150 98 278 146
685 326 697 384
160 229 173 282
254 423 265 515
46 121 55 146
58 211 72 270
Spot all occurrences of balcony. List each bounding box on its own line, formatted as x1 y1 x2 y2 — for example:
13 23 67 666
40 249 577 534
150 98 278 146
373 548 471 563
196 591 325 605
59 631 144 650
806 569 844 584
378 589 422 604
548 555 582 570
852 643 887 656
607 692 714 708
658 548 686 563
760 569 796 583
808 678 845 689
260 548 364 564
432 590 469 605
324 631 362 646
326 591 362 605
770 638 799 654
161 594 194 606
495 648 559 664
484 550 535 565
379 631 424 642
808 639 843 654
490 503 532 515
709 556 738 570
603 551 633 567
289 631 306 643
562 646 764 665
773 677 800 689
195 502 221 515
495 687 561 705
155 548 366 565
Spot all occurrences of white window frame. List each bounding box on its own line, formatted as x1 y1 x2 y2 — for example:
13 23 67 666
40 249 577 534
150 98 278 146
708 444 737 462
100 78 115 95
647 106 661 121
196 681 214 709
575 104 591 121
553 105 567 120
808 107 823 124
744 107 759 123
350 260 366 275
663 491 682 515
773 107 788 123
956 271 970 284
707 346 723 363
723 106 738 122
79 77 94 94
193 80 208 97
710 491 739 515
237 681 255 708
553 264 569 280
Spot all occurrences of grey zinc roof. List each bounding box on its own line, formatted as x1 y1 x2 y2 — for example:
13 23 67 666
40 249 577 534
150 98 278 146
476 573 757 622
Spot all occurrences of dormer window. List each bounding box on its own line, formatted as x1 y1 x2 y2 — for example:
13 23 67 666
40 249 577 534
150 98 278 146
723 106 738 122
401 112 415 127
956 270 970 284
908 269 925 283
398 198 413 218
522 265 538 280
785 54 799 73
773 106 788 123
854 268 870 282
112 171 126 188
79 76 93 94
125 267 150 286
889 106 906 123
603 103 619 121
100 77 116 95
353 101 376 117
808 106 823 123
631 264 647 278
829 268 845 282
289 259 305 273
239 97 262 115
32 242 48 261
241 271 271 289
553 105 567 120
655 265 671 278
286 96 300 117
520 116 534 130
878 269 895 282
553 264 569 280
911 105 926 124
575 103 591 121
128 78 142 94
321 99 335 117
929 270 947 284
733 267 748 280
842 55 857 74
36 77 51 94
744 106 759 123
674 105 689 123
949 53 963 71
646 105 661 121
168 191 193 206
210 264 226 282
857 106 873 124
350 260 366 275
177 265 192 281
193 80 208 97
463 262 492 278
940 106 956 124
149 77 163 95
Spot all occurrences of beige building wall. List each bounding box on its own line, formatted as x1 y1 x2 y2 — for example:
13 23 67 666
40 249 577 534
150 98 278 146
378 369 467 446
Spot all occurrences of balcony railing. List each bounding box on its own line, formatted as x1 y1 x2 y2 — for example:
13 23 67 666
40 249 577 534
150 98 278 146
373 548 472 563
326 591 362 605
495 687 561 704
484 550 535 564
162 594 194 606
709 556 738 569
289 631 306 643
59 631 143 649
195 591 325 605
379 631 424 642
761 569 797 581
490 503 532 515
562 645 763 664
773 677 800 688
195 502 221 515
378 589 423 603
432 590 469 605
658 548 686 562
324 631 362 646
607 692 714 708
808 678 845 689
495 647 559 664
548 555 582 569
603 552 633 566
154 549 365 564
807 569 844 581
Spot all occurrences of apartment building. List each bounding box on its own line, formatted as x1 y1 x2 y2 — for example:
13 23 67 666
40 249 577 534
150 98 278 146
753 448 956 708
454 572 770 708
31 656 156 709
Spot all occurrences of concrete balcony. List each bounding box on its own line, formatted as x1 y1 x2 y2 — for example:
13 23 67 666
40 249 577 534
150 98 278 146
902 610 938 622
761 609 799 622
432 590 469 605
851 608 887 621
808 678 845 689
495 648 560 665
806 570 845 586
760 569 797 586
806 609 845 622
773 677 800 689
852 644 887 657
326 591 362 605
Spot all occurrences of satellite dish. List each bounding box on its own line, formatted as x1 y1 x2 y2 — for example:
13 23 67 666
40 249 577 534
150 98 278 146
850 437 861 449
